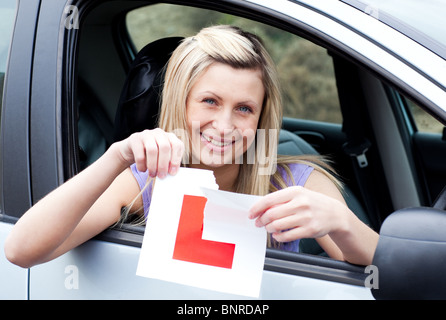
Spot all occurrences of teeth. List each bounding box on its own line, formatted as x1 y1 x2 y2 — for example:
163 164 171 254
203 134 232 147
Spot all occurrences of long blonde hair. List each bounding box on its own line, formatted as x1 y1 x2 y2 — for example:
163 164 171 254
121 26 342 245
158 25 340 195
159 25 279 197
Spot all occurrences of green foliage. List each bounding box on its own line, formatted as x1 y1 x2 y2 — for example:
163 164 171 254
126 3 342 123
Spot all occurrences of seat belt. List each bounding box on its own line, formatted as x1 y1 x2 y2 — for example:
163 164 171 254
77 79 114 146
333 56 381 231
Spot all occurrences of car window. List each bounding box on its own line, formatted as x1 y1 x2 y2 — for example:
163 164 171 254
405 97 444 134
0 0 17 112
126 3 342 124
72 2 379 289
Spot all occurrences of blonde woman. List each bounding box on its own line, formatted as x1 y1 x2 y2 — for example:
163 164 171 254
5 25 378 268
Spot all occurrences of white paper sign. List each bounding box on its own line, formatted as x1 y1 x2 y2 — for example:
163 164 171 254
136 167 267 297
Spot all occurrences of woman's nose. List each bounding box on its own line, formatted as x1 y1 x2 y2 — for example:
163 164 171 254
211 109 234 133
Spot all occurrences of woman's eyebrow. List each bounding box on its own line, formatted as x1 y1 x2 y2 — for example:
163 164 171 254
197 91 222 100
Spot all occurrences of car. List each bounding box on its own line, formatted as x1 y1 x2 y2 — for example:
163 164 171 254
1 0 446 300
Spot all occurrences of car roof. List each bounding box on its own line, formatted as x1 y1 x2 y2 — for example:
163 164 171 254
342 0 446 60
256 0 446 117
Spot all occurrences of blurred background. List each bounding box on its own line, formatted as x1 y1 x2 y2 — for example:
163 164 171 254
126 3 443 133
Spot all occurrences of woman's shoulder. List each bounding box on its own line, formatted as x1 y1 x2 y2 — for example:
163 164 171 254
275 162 314 187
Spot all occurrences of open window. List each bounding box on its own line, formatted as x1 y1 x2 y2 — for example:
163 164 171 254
388 89 446 206
70 1 401 289
74 1 382 250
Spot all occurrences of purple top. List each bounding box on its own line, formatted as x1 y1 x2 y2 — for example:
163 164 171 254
130 163 314 253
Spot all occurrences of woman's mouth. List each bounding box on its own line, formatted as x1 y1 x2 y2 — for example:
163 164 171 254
201 132 235 151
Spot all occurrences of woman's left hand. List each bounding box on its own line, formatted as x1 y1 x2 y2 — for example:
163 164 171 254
249 186 346 243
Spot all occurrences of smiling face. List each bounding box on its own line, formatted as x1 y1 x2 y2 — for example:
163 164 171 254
186 62 264 170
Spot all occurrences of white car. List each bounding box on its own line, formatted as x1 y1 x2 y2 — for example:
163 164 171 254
1 0 445 300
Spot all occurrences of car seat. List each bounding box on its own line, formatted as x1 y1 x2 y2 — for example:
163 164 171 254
113 37 184 142
77 77 114 169
113 37 371 255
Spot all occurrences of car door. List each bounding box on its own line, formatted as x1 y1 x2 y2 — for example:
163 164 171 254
17 0 378 300
0 0 36 300
4 0 445 300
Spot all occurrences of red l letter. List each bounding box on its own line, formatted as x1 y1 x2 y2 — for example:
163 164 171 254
172 195 235 269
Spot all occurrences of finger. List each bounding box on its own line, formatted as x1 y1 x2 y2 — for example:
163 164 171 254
142 133 159 177
152 130 172 178
271 215 327 242
131 135 149 173
255 200 299 228
272 227 308 243
249 186 303 219
167 133 184 175
264 210 307 234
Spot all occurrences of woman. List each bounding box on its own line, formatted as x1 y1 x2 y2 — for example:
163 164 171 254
5 25 378 268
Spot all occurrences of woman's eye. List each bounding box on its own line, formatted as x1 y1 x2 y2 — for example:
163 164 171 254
203 98 216 105
238 106 252 113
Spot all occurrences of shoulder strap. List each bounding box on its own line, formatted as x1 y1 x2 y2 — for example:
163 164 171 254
333 56 381 230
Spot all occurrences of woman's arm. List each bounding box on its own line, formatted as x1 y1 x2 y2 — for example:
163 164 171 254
4 144 135 268
4 129 184 268
303 170 378 265
249 170 379 265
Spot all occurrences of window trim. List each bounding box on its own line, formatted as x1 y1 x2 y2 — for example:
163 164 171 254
341 0 446 60
0 0 39 219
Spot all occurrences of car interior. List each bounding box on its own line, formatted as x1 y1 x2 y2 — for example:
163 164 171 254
73 1 446 258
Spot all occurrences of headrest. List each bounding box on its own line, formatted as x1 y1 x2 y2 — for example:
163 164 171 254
372 207 446 299
114 37 184 141
278 130 318 155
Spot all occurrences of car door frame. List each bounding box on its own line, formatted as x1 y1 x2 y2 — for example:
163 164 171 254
20 0 375 299
0 0 41 300
3 0 446 300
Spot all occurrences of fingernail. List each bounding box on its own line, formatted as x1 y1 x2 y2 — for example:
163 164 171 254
158 172 166 179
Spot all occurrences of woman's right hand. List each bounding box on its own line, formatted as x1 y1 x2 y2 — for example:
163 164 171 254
5 127 185 268
116 128 185 178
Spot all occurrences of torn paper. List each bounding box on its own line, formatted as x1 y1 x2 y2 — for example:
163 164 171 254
136 167 266 297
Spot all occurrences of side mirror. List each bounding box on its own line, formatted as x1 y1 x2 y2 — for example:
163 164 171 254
372 207 446 299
